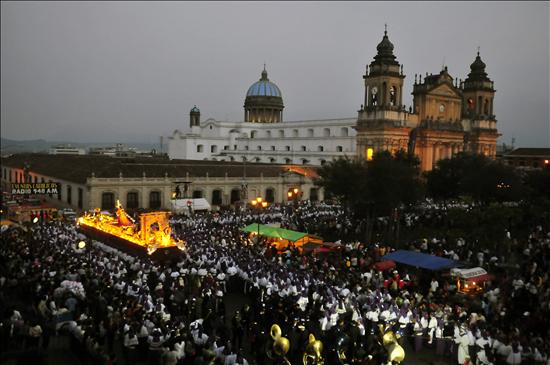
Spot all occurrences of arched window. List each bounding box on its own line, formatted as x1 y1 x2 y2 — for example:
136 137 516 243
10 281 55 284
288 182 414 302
467 98 474 110
230 189 241 204
278 130 285 138
212 189 223 205
320 159 326 166
269 158 276 163
266 131 272 138
484 99 489 115
478 96 483 114
223 145 229 150
251 130 258 138
265 188 275 203
318 146 324 152
323 128 330 137
271 146 276 151
78 188 83 209
293 129 299 137
257 145 262 151
307 129 314 137
302 159 309 165
382 82 387 105
211 145 218 153
389 86 397 106
149 191 161 209
255 157 261 162
67 185 72 205
197 144 204 153
285 158 292 164
101 192 115 210
127 191 139 209
192 190 203 199
371 85 378 106
336 146 343 152
301 146 307 152
285 146 291 151
229 156 235 161
341 127 349 137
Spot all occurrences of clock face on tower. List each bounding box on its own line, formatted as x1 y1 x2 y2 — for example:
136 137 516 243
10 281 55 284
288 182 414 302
371 87 378 95
439 104 445 113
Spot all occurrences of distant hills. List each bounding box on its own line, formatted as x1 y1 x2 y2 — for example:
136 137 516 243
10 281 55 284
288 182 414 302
1 138 158 156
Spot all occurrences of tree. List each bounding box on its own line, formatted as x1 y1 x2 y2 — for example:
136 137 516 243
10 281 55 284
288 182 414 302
426 153 524 204
315 150 423 219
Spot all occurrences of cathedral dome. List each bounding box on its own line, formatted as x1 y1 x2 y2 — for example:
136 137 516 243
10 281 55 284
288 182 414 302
246 69 282 98
244 67 284 123
376 30 395 56
370 27 400 70
464 51 493 88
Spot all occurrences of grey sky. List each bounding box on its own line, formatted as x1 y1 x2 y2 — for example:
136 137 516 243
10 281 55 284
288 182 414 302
1 1 549 147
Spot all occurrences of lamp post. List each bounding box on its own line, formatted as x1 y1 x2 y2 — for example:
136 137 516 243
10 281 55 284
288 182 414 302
250 196 268 241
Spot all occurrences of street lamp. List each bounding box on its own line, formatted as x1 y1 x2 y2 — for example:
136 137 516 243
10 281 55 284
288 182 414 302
250 196 268 240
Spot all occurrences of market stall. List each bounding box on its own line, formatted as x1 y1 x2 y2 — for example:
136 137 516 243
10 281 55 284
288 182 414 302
450 267 494 295
242 224 322 250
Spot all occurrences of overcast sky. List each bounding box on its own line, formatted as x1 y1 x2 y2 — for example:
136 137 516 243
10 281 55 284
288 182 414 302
1 1 549 147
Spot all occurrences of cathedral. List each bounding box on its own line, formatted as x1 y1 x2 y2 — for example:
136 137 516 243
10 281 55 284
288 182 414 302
167 28 498 172
356 28 499 171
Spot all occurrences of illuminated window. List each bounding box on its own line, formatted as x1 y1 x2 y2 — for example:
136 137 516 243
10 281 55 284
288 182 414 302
367 148 374 161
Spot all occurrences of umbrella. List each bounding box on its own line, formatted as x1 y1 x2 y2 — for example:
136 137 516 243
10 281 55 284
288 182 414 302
374 260 396 271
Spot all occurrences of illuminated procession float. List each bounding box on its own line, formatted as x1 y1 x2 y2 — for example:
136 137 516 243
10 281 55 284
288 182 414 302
77 200 184 260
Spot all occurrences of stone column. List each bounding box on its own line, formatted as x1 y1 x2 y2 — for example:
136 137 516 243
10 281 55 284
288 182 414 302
423 143 433 171
433 144 439 166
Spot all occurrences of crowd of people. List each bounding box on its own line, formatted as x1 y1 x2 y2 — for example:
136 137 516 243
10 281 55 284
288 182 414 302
0 201 549 365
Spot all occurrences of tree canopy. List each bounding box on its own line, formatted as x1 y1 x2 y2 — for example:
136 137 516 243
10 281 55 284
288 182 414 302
425 153 524 204
315 150 423 218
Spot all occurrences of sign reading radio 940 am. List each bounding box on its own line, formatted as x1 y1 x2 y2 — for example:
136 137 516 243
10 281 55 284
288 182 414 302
11 182 60 195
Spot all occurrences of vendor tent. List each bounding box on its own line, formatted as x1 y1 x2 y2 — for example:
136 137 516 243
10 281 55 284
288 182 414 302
451 267 494 282
381 250 462 270
242 224 321 249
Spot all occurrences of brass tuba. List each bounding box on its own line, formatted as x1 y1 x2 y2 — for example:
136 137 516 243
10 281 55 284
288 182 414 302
269 324 292 365
303 333 324 365
379 324 405 364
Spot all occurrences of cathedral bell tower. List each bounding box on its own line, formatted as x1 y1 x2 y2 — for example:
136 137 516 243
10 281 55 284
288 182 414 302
356 26 414 161
460 50 498 157
363 25 405 111
461 50 496 121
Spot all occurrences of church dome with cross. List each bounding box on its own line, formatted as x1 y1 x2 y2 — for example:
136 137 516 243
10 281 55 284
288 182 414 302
244 66 284 123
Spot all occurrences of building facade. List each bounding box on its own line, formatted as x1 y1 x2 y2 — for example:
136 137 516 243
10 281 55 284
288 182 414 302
167 69 357 166
167 29 499 171
1 154 322 213
356 29 499 171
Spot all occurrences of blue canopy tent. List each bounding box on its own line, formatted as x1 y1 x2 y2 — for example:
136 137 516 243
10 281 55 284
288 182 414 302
381 250 462 271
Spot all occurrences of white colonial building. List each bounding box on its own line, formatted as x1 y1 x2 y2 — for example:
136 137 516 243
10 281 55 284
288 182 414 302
167 68 357 166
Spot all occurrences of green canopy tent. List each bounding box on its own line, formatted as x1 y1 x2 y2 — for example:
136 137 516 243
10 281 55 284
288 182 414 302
242 224 321 249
